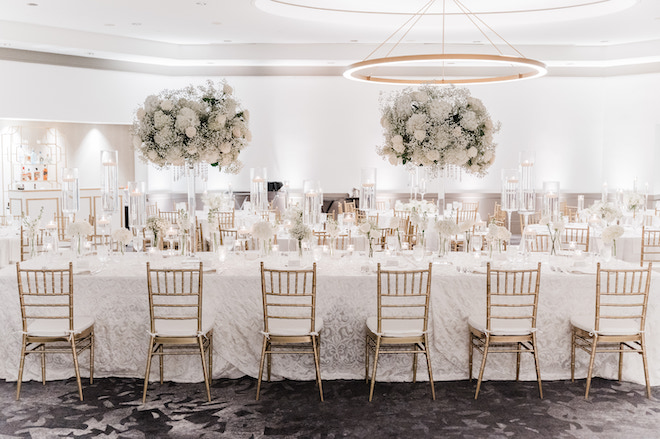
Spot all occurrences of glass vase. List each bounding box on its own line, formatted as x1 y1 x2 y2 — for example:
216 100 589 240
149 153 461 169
437 236 448 258
29 234 38 259
74 235 85 258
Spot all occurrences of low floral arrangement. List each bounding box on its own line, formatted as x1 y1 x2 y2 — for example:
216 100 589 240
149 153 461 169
358 220 379 257
539 216 564 255
326 218 341 240
486 223 511 254
112 228 132 254
587 201 622 225
434 218 459 256
177 209 192 234
132 80 250 173
623 191 646 215
203 193 223 228
458 218 476 250
22 207 44 236
252 221 275 241
288 207 312 255
378 85 499 176
67 220 93 238
602 224 624 257
146 216 170 243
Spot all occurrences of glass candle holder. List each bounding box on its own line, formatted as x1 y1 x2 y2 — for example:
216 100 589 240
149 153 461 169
501 169 519 231
303 180 323 226
543 181 560 222
250 167 268 213
100 150 119 218
128 181 147 230
61 167 80 220
360 167 377 211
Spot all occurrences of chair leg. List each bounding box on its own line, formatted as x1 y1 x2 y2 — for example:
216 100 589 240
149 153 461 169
585 335 598 399
208 331 213 381
412 343 418 383
90 331 95 384
16 336 27 400
70 338 84 401
516 343 521 382
424 335 435 401
365 335 370 384
368 337 382 402
158 344 164 385
142 336 156 403
312 335 324 402
41 344 46 385
475 335 490 400
256 336 268 400
618 342 624 382
532 333 543 399
570 328 576 382
267 349 272 382
468 332 473 382
198 336 211 402
641 335 651 399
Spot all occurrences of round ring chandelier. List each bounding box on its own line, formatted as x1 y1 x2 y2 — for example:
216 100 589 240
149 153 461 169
342 0 549 86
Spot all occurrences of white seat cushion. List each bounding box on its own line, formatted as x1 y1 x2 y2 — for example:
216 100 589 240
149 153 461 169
154 319 214 337
570 315 641 336
26 316 94 337
266 317 323 336
366 316 425 337
468 316 534 336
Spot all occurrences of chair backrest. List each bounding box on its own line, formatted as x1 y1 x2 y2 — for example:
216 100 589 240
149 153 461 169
595 263 652 334
485 262 542 333
344 200 356 213
146 204 158 217
376 200 389 211
16 262 74 333
54 213 74 241
260 262 317 334
456 208 477 224
640 227 660 266
216 210 235 229
20 226 45 261
158 210 180 226
527 233 550 252
562 226 590 252
519 211 542 235
146 262 203 334
461 201 479 212
376 262 433 334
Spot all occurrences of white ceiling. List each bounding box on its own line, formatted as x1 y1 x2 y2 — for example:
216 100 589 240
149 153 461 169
1 0 660 77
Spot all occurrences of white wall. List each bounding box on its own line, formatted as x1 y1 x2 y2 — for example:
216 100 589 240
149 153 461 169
0 59 658 195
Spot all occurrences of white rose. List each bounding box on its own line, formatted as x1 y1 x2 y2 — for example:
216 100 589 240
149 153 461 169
245 131 253 142
220 143 232 154
388 155 399 166
358 222 371 234
467 147 478 158
232 126 242 137
425 150 440 161
243 110 250 121
216 114 227 126
132 136 142 149
161 99 173 111
136 108 146 121
223 84 233 95
414 130 426 141
185 126 197 138
147 150 158 161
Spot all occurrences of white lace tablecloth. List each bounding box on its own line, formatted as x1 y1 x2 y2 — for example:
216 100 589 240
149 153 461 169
1 251 658 386
0 226 20 268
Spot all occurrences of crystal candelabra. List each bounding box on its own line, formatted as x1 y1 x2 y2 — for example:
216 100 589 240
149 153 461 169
518 151 536 231
360 167 376 211
61 168 80 223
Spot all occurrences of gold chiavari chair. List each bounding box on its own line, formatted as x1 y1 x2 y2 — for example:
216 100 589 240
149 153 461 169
54 213 74 243
570 263 653 398
566 206 579 223
356 209 367 224
195 218 206 252
366 263 434 401
314 231 328 246
15 262 95 401
562 226 590 252
218 226 239 247
146 203 158 217
376 200 389 211
640 227 660 267
344 200 356 213
257 262 323 401
529 233 551 253
519 211 542 235
143 262 213 402
456 208 478 224
468 263 543 399
461 201 479 213
216 210 235 229
158 210 180 226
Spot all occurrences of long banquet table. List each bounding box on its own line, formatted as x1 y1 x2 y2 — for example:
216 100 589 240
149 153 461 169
1 250 658 388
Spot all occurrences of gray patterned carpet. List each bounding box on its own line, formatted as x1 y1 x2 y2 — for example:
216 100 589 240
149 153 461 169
1 377 659 438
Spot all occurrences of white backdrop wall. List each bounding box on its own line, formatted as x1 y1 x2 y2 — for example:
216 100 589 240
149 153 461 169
0 59 658 195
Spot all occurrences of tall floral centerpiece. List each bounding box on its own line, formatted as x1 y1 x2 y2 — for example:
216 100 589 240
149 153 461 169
252 221 275 257
132 80 251 256
378 85 499 177
288 207 311 259
434 218 458 258
146 216 169 250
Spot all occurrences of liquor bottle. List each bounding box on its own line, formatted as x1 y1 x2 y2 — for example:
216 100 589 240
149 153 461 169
43 166 48 181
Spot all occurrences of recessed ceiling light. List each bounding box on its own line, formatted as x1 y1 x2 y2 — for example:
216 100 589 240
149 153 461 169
473 41 482 44
87 52 94 56
224 39 232 43
104 23 115 27
600 40 609 43
350 40 358 43
131 22 142 26
196 1 207 5
26 2 38 6
212 21 222 25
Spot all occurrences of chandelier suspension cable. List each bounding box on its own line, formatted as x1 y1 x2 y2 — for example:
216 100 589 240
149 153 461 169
452 0 526 58
383 1 436 59
364 0 435 61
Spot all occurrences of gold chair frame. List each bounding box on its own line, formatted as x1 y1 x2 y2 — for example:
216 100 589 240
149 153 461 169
16 262 95 401
640 227 660 267
469 262 543 399
571 263 653 399
257 262 323 401
366 263 435 401
562 226 590 252
143 262 213 402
